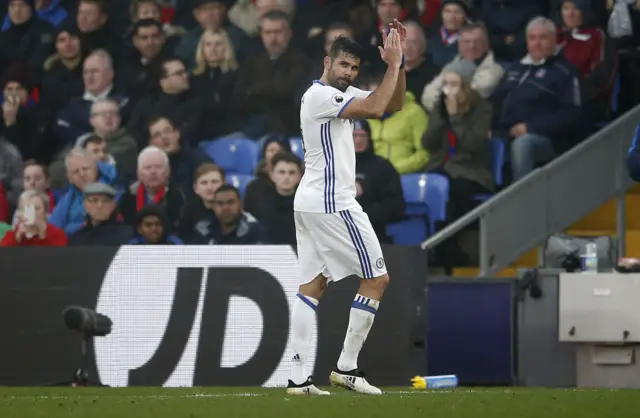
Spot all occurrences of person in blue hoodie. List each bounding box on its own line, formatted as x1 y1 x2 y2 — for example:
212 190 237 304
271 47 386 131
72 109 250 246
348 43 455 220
2 0 67 30
628 129 640 182
128 204 183 245
49 147 117 234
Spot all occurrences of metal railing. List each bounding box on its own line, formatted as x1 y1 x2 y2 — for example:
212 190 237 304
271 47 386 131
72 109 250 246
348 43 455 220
421 107 639 276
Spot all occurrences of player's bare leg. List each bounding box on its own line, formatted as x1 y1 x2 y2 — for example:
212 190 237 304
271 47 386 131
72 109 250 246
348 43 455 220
286 274 330 396
330 273 389 395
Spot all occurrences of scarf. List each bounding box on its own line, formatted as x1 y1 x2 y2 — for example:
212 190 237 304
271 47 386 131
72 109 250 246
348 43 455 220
136 184 166 211
440 26 459 46
445 128 457 162
46 189 55 213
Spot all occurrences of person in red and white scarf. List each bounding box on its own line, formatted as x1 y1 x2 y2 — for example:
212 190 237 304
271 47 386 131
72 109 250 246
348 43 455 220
117 145 186 233
427 0 469 68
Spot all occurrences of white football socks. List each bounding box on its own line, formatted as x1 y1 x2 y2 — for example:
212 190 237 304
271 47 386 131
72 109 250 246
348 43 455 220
289 292 319 385
337 294 379 372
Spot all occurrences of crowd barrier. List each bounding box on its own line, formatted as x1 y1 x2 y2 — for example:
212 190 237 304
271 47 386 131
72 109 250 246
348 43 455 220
0 247 574 387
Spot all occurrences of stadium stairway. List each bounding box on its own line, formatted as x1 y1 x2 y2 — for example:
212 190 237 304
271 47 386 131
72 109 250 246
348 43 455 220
451 183 640 277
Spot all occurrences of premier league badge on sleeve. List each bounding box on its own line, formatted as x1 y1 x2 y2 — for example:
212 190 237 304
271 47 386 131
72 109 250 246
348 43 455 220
331 94 345 107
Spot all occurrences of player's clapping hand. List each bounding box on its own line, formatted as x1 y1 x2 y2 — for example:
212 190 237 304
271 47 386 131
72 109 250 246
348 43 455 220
387 19 406 52
378 28 403 68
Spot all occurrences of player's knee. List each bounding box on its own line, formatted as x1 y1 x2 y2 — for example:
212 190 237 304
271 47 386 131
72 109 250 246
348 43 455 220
361 273 389 294
374 273 390 290
298 274 328 299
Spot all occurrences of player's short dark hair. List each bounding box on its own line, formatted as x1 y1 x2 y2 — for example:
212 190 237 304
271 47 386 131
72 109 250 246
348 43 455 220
260 10 290 27
329 35 364 62
215 183 240 199
133 19 163 37
271 151 302 172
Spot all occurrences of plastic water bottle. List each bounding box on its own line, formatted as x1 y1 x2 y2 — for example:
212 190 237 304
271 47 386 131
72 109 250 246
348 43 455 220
411 375 458 389
582 242 598 273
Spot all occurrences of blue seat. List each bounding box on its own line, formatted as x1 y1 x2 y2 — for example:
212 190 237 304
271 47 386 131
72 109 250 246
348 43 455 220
489 138 505 187
387 174 450 244
226 174 254 199
200 137 259 175
289 137 304 159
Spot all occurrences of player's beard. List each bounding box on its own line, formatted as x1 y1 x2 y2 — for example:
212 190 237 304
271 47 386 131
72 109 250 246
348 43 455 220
331 76 351 92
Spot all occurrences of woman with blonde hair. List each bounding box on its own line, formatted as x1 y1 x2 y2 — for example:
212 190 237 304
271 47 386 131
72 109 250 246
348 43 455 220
191 28 239 139
1 190 67 246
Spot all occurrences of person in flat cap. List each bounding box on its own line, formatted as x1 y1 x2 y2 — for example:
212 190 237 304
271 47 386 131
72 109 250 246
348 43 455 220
422 57 493 266
67 182 134 245
0 0 56 79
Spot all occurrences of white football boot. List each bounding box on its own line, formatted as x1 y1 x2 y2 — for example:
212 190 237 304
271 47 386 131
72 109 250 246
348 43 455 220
286 376 330 396
329 369 383 395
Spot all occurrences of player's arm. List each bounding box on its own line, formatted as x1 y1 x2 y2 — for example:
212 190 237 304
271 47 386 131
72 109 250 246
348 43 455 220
338 29 404 120
385 67 406 112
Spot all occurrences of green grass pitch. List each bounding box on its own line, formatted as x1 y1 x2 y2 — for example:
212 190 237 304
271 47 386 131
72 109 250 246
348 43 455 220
1 387 639 418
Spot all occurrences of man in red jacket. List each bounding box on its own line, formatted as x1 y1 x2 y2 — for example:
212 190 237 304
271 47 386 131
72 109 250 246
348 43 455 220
0 190 67 246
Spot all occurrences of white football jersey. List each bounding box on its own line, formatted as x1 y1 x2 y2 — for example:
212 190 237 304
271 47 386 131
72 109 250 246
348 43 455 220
294 80 371 213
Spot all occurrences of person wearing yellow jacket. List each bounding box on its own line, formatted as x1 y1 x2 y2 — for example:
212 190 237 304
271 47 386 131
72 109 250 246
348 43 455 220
366 90 429 174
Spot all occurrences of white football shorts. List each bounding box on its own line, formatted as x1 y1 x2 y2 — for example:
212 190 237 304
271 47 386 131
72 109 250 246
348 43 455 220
294 208 387 284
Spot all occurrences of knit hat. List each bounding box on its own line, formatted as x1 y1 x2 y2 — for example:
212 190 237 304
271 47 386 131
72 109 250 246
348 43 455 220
442 0 469 16
442 59 476 83
0 61 35 91
562 0 592 23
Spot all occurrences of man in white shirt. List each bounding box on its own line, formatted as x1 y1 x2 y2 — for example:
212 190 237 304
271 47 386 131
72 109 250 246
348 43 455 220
287 22 406 396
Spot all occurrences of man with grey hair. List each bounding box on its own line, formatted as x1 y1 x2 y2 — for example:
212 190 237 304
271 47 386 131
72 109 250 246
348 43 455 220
117 145 186 232
53 49 132 149
492 16 583 182
49 147 118 234
402 21 439 100
422 22 504 111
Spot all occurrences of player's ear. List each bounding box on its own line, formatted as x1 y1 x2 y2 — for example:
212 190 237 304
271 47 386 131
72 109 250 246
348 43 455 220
323 55 331 70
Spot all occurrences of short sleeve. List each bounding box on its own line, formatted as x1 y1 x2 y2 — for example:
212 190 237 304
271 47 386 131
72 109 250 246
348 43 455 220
305 86 357 119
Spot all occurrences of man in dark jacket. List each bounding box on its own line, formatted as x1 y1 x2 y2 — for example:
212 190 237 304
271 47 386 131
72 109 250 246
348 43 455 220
68 182 134 245
0 0 55 81
246 151 301 246
354 120 405 244
127 56 205 145
192 184 267 245
231 10 307 138
128 204 183 244
492 16 583 181
147 115 211 192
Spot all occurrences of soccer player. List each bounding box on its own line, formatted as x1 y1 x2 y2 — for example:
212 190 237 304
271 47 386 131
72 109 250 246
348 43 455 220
286 22 406 396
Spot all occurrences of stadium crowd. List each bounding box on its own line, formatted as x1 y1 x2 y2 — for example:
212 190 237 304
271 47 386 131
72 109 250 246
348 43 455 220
0 0 631 251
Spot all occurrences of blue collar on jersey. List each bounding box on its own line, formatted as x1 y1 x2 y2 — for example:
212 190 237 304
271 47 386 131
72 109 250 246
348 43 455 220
313 80 326 86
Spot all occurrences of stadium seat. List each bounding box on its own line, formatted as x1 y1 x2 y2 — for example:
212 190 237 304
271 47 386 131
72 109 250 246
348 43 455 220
387 174 450 244
200 137 259 175
289 137 304 159
226 174 254 199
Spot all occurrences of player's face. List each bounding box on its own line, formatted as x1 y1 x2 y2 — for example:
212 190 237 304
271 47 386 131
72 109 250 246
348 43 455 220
213 190 241 224
326 52 360 92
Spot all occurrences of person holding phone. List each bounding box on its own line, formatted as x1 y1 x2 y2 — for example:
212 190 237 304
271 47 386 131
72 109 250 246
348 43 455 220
0 190 67 246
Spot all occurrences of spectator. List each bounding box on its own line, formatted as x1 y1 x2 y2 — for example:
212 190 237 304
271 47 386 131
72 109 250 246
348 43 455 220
175 0 246 68
147 115 211 191
227 0 295 38
189 183 267 244
403 21 439 101
353 120 405 244
0 133 22 208
75 0 123 58
0 189 67 246
67 182 134 245
0 0 55 80
492 16 583 181
127 56 206 145
49 148 117 234
53 49 132 151
231 10 307 138
128 204 183 244
363 73 429 175
427 0 469 68
244 134 290 213
119 19 172 101
12 159 55 225
190 28 239 139
422 22 504 112
118 145 186 232
39 22 84 134
245 151 301 245
358 0 405 74
178 161 225 242
1 61 42 160
50 99 138 187
422 59 494 223
126 0 184 50
557 0 617 126
478 0 546 62
629 132 640 182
